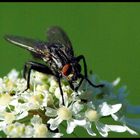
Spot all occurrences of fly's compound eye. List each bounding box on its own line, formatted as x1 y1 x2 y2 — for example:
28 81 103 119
61 64 72 76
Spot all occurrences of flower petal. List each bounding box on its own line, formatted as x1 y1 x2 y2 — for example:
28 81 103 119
111 113 119 121
105 125 127 133
125 126 138 135
0 121 7 131
99 102 122 116
87 101 95 109
31 115 42 125
47 117 62 130
49 132 63 138
83 121 96 136
112 77 120 86
73 119 87 126
16 111 28 120
108 103 122 114
95 122 108 137
45 107 57 117
8 69 19 82
71 101 84 115
66 119 76 134
105 124 137 135
25 125 34 137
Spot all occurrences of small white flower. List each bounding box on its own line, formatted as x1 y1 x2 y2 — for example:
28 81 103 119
4 122 25 138
4 112 16 124
0 94 12 106
46 101 86 134
72 102 123 137
78 101 137 137
24 125 34 137
85 109 99 122
36 84 49 92
33 124 49 137
30 71 47 85
7 69 19 82
31 115 63 138
31 115 42 125
28 93 43 110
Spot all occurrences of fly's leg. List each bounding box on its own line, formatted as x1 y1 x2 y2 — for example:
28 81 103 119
76 55 104 90
23 61 53 91
69 81 74 91
56 77 65 106
84 77 104 88
76 55 88 78
23 61 65 106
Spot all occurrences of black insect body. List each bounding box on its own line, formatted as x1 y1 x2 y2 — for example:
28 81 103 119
5 26 104 105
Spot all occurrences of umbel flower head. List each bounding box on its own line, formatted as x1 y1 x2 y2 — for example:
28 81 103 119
0 69 139 138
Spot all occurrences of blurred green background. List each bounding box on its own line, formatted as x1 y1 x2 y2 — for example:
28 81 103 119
0 2 140 138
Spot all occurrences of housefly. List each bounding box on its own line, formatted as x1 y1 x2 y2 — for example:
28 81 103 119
5 26 104 105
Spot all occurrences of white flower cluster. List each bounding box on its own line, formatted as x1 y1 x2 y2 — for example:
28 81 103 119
0 69 139 138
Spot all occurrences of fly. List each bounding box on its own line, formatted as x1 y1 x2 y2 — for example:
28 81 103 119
4 26 104 105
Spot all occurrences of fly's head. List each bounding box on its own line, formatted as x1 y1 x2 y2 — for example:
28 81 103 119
61 62 81 82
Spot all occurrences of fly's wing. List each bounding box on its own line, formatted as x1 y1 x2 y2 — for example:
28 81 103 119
4 35 49 59
47 26 74 59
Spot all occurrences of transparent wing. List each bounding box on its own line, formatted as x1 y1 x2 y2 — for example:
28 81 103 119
47 26 74 58
4 35 49 58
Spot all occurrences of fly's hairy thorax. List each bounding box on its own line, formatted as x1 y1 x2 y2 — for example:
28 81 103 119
42 45 69 75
